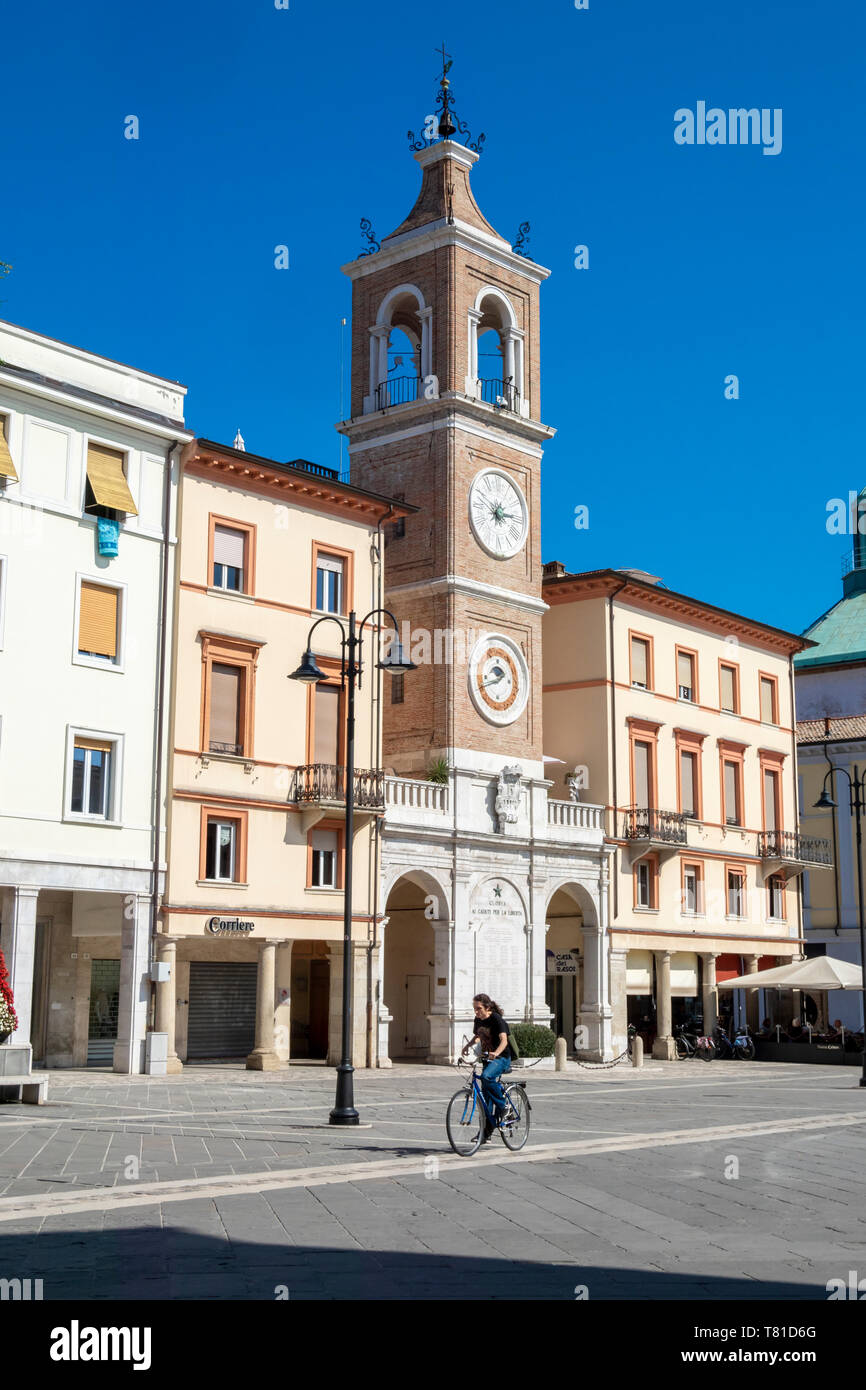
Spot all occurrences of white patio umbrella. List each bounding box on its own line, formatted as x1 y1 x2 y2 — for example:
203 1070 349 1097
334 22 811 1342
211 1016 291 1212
717 956 863 991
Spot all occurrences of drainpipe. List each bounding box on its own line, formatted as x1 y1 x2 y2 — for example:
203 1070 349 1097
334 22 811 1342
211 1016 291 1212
148 439 179 1030
608 579 628 921
366 504 394 1068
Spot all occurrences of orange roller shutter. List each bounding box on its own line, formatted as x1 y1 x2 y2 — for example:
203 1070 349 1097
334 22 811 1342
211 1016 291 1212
78 583 118 658
210 664 242 748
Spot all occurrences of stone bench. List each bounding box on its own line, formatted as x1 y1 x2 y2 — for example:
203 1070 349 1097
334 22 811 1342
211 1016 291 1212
0 1074 48 1104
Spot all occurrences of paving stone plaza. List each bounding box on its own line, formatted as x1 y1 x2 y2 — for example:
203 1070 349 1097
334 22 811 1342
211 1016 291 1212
0 1060 863 1301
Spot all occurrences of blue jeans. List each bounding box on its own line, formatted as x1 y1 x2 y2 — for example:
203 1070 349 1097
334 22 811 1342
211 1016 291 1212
481 1056 511 1115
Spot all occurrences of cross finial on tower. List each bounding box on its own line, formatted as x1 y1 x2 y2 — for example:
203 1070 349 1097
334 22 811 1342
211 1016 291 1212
436 42 456 139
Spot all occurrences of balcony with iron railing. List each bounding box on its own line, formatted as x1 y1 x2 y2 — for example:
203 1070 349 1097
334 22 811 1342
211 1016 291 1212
476 378 520 412
757 830 833 878
621 806 688 860
374 377 421 411
292 764 384 829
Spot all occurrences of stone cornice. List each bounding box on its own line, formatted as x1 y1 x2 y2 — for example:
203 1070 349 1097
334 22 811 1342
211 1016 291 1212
386 573 548 615
342 220 550 285
544 569 810 657
338 397 554 448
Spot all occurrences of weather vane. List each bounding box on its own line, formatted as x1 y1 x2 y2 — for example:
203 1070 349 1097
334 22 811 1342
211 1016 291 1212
408 47 486 154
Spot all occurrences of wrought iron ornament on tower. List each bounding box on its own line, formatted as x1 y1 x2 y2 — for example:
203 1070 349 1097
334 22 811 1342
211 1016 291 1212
408 45 486 154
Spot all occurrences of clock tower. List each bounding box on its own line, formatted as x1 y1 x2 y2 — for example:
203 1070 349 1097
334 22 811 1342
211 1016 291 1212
339 68 553 780
338 64 610 1070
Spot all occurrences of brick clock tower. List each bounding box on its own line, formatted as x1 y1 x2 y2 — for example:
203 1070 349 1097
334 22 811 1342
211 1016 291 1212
339 65 610 1065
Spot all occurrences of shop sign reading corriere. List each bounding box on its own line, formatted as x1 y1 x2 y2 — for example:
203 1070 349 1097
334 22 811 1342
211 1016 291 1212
206 917 256 935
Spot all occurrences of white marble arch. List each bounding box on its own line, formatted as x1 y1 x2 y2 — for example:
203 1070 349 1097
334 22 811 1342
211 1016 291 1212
382 864 451 921
544 876 611 1060
379 866 451 1065
545 877 598 927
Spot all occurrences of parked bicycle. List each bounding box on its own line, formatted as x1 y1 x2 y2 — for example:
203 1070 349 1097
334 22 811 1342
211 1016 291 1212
673 1021 715 1062
712 1024 756 1061
445 1050 531 1157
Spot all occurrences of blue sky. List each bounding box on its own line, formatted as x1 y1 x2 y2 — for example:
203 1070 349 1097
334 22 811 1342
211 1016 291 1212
2 0 863 635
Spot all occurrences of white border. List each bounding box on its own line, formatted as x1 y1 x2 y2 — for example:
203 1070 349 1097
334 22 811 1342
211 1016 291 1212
467 632 530 726
72 572 127 673
63 725 124 826
468 468 529 559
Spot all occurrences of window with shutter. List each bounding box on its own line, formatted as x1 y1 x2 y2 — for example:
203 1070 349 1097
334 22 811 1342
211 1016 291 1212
0 415 18 483
720 664 736 713
311 828 339 887
314 684 340 764
85 443 137 515
724 760 740 825
726 871 744 917
633 741 651 808
680 751 697 817
677 651 695 700
763 769 779 832
71 738 114 818
78 583 119 660
760 677 777 724
209 664 242 753
213 526 245 591
206 819 237 881
316 554 344 614
631 637 649 688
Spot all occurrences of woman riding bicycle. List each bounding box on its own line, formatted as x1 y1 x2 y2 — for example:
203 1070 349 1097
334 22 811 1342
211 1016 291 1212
461 993 514 1128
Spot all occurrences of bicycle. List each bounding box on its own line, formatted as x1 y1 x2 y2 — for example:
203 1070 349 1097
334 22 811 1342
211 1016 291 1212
445 1052 531 1157
712 1025 756 1061
673 1021 715 1062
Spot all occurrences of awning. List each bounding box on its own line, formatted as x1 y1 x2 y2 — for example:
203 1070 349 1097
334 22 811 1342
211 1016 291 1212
0 419 18 481
670 951 699 997
86 443 137 514
718 956 863 992
626 949 653 994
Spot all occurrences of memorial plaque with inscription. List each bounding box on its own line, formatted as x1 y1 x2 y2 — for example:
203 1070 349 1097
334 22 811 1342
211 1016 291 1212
470 879 526 1013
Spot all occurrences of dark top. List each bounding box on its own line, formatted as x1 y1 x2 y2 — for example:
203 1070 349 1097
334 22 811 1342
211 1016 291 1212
473 1011 514 1060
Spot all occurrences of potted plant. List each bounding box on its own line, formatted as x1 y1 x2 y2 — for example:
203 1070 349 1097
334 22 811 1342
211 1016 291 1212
509 1023 556 1069
0 949 17 1044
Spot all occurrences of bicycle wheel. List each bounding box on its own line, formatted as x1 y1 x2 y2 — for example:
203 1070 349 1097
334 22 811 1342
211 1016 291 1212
737 1038 756 1061
674 1034 688 1060
446 1086 485 1157
499 1084 530 1151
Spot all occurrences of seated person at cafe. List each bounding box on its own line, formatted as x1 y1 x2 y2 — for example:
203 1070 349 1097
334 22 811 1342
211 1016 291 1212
788 1017 805 1040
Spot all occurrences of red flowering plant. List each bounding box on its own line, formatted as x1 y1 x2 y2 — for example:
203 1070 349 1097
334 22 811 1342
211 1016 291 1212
0 948 17 1036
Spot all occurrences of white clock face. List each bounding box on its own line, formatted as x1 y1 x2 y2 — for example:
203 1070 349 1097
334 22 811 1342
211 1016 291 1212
469 469 528 559
468 633 530 726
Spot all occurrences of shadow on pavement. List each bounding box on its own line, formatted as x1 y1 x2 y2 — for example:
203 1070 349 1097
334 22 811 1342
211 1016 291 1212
1 1225 830 1301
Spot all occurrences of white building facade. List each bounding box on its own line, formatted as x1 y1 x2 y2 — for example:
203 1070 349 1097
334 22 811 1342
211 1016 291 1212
0 319 191 1071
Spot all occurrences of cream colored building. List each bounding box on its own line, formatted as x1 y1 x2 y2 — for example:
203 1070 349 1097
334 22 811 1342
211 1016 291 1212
541 565 832 1058
157 438 410 1069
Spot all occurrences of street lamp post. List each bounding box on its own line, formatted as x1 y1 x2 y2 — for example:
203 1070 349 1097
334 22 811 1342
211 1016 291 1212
290 608 415 1125
814 764 866 1088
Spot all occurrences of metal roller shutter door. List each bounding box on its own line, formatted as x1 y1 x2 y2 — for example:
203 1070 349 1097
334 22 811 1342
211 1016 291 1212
187 962 257 1058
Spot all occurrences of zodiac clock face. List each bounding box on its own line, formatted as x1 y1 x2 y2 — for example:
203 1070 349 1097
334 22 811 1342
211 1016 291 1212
468 634 530 726
468 469 529 559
